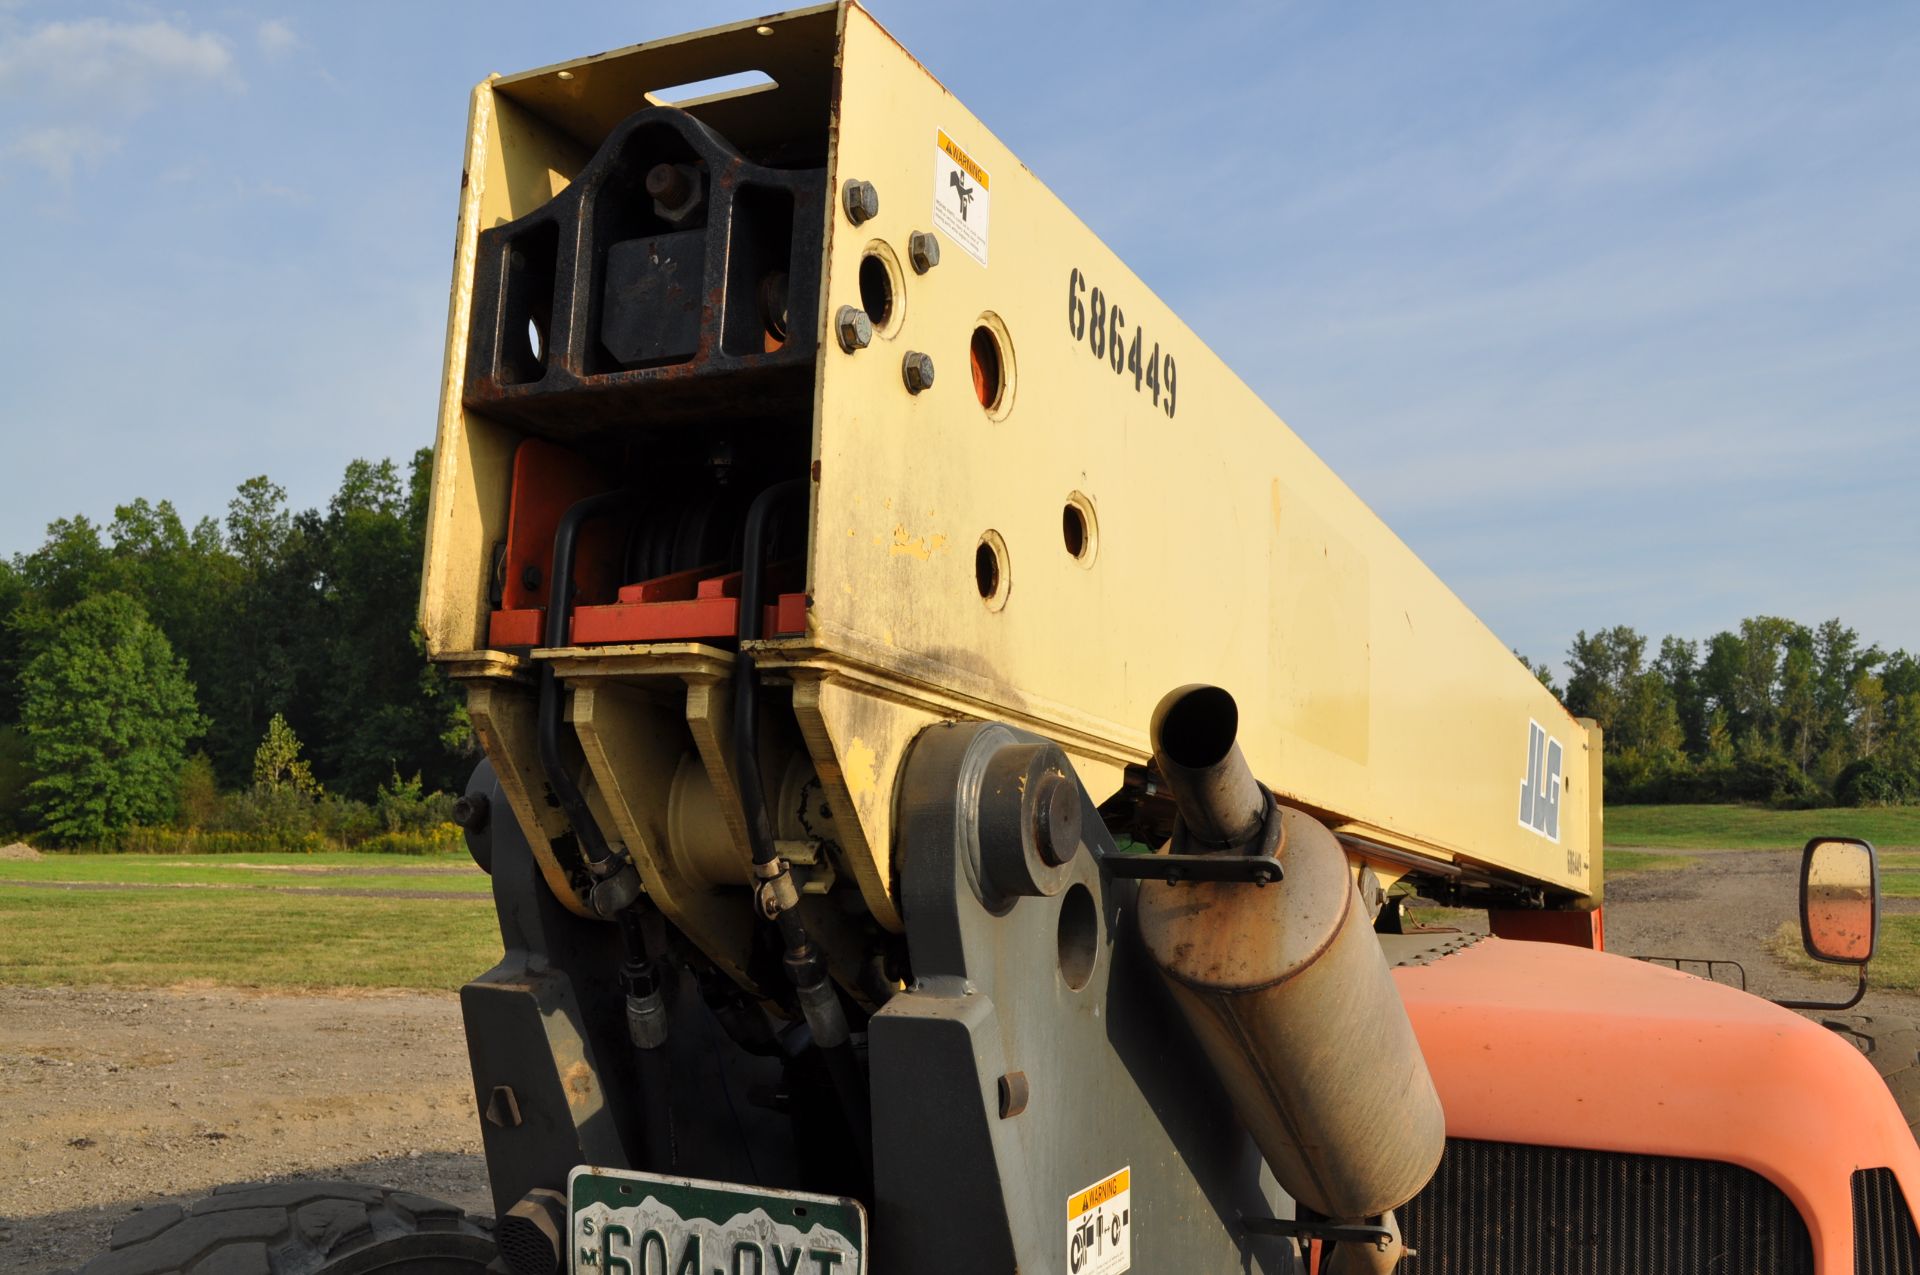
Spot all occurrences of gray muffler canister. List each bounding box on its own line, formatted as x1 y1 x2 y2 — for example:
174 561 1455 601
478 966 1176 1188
1136 685 1444 1226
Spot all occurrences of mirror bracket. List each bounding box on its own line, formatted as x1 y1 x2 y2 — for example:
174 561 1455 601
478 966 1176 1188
1773 964 1868 1013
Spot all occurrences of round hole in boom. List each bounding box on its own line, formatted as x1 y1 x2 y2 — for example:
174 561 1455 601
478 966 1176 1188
527 316 545 366
859 253 894 331
1062 492 1097 566
970 325 1002 410
970 312 1015 419
1057 883 1097 991
975 530 1009 611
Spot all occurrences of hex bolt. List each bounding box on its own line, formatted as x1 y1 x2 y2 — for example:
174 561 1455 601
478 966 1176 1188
499 1189 568 1275
646 163 693 208
901 351 936 394
836 305 873 352
647 163 705 226
842 178 880 225
1033 770 1081 867
908 230 941 274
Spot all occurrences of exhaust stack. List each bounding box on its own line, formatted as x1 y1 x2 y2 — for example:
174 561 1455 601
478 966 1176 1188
1138 685 1445 1252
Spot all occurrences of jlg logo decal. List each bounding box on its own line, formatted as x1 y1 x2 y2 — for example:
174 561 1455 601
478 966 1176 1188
1518 720 1562 843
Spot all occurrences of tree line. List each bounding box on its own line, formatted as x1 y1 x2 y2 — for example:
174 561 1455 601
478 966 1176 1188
1520 619 1920 806
3 451 1913 845
0 451 471 846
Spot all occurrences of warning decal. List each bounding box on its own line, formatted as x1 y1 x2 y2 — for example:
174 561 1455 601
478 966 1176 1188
932 128 990 266
1066 1166 1130 1275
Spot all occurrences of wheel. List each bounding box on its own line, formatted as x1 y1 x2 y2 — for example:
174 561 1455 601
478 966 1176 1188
1822 1012 1920 1143
67 1180 496 1275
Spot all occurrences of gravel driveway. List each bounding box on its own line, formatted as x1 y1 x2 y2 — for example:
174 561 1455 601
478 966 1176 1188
1603 847 1920 1016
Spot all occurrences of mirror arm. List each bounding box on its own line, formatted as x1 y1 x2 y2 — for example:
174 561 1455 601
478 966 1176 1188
1772 964 1868 1013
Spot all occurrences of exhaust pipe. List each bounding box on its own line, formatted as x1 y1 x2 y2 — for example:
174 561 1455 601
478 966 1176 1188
1138 685 1444 1241
1149 684 1269 850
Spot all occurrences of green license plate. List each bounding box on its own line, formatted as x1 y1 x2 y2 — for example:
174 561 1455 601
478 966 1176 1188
569 1166 866 1274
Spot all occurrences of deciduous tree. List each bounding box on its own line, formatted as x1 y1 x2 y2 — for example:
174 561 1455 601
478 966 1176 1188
20 593 205 842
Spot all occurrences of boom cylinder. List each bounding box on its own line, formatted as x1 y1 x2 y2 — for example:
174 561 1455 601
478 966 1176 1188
1138 686 1445 1225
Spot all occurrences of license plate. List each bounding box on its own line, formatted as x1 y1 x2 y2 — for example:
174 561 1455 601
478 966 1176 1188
569 1166 866 1274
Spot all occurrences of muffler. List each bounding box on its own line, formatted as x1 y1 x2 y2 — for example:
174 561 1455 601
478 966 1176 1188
1136 685 1445 1255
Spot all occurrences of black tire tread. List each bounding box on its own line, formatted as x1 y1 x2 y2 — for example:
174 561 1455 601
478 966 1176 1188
1823 1011 1920 1142
78 1181 494 1275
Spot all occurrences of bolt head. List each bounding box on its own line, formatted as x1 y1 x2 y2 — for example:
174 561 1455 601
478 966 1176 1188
842 179 880 225
1033 770 1082 866
902 351 936 394
647 163 705 226
450 792 490 832
908 231 941 274
836 305 873 352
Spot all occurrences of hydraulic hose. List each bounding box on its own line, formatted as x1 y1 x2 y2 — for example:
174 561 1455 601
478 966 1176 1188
619 906 676 1171
537 489 636 879
730 479 871 1160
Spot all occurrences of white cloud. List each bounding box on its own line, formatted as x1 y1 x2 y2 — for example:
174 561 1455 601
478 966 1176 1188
256 18 296 59
0 18 236 109
0 16 239 183
2 122 118 180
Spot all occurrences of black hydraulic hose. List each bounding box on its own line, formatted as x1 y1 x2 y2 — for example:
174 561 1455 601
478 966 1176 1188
732 479 805 880
732 479 814 959
537 488 637 873
619 907 676 1171
730 479 872 1164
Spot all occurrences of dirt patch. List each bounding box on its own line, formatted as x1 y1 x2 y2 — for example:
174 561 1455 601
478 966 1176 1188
0 843 43 861
5 848 1912 1272
1604 847 1920 1015
0 985 486 1273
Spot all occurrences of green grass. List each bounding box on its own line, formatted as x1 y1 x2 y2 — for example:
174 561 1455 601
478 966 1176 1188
0 885 500 990
1605 804 1920 851
0 853 496 990
0 851 491 893
1877 851 1920 899
1768 918 1920 994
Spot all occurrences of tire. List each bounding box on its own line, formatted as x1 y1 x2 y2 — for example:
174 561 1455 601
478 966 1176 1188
1822 1012 1920 1143
68 1180 496 1275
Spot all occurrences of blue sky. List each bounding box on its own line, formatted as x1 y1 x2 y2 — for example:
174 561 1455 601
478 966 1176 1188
1 2 1914 674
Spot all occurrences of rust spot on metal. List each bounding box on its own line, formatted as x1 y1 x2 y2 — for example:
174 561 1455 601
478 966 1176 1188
561 1059 596 1107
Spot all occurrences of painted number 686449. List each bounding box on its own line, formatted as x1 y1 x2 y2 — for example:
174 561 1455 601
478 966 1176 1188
1066 268 1177 419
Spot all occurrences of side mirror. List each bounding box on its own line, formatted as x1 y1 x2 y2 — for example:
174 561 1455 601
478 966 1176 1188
1801 837 1878 964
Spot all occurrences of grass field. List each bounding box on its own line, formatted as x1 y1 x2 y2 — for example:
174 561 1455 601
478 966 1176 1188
0 853 498 990
0 851 492 894
1768 918 1920 993
1605 804 1920 850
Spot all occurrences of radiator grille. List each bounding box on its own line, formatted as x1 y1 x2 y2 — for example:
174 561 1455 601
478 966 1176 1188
1854 1167 1920 1275
1396 1138 1812 1275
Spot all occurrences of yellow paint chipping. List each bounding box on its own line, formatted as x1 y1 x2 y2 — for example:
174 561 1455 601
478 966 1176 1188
842 736 880 803
887 525 949 560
